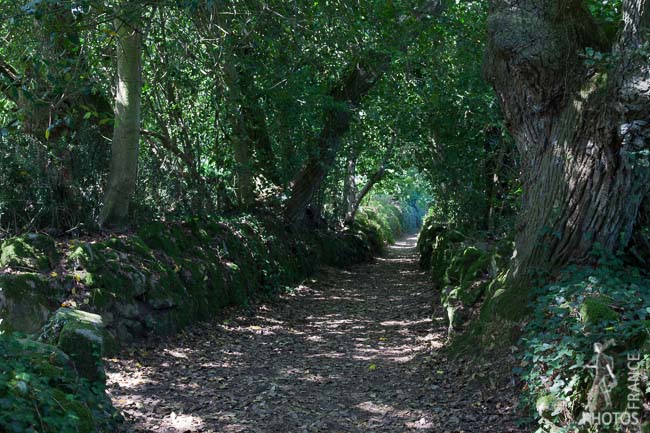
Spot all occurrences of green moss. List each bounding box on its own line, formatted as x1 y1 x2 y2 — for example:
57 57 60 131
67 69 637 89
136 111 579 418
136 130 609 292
4 215 392 358
69 241 149 308
535 394 558 419
0 273 58 333
427 230 468 287
440 247 493 332
482 281 531 322
40 308 114 381
0 233 59 272
579 297 619 324
416 218 445 270
445 247 490 286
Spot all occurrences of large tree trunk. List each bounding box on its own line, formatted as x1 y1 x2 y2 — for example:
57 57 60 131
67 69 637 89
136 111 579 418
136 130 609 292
99 3 143 228
486 1 650 289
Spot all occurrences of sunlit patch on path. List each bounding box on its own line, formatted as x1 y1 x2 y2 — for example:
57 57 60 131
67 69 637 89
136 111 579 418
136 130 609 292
107 235 520 432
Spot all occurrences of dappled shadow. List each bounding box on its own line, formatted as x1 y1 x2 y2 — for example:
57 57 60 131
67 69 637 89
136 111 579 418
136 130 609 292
107 235 521 433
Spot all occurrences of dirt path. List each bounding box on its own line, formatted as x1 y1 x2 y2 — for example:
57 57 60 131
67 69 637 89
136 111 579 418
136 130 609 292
107 235 521 433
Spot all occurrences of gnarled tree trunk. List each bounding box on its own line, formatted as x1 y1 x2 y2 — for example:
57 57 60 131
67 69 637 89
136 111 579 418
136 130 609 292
99 3 143 228
486 1 650 293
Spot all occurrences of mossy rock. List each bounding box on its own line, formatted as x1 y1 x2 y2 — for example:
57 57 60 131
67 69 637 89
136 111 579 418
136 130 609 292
429 233 466 286
145 269 187 310
580 297 619 324
102 235 152 257
137 221 196 258
40 308 115 382
536 394 559 420
445 246 490 286
444 279 490 309
69 242 149 308
0 233 59 272
0 273 59 333
481 283 531 322
417 220 445 269
443 278 491 332
7 336 72 366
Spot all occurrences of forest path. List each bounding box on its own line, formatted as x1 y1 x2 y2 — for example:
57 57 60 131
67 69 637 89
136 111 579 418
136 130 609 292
107 235 520 433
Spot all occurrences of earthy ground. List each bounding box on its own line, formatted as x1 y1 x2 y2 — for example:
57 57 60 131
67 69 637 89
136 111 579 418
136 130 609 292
107 235 522 433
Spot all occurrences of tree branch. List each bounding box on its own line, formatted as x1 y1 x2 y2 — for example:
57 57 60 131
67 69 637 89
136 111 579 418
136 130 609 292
283 0 446 225
0 58 20 100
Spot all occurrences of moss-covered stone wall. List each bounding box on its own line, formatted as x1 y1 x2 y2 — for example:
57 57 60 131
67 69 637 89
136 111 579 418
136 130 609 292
1 213 394 342
0 207 407 433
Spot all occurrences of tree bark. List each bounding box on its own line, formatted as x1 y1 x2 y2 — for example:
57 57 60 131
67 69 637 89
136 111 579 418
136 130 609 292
344 163 387 226
342 155 359 223
485 0 650 286
99 3 143 228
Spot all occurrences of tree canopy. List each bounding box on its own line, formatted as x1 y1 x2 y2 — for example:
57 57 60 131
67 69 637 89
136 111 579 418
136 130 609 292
2 1 650 432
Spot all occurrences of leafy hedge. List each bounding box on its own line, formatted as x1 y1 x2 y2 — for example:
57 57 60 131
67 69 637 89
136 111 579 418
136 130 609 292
356 195 418 250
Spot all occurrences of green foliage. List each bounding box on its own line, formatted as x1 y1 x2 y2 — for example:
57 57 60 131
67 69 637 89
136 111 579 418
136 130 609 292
356 196 404 246
0 334 120 433
519 264 650 432
0 0 501 235
1 233 59 272
0 273 56 334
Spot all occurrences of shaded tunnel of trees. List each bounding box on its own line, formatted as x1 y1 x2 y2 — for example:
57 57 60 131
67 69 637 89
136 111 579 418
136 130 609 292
1 0 650 432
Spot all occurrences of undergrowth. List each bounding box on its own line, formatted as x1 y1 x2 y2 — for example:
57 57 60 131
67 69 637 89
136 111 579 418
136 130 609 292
519 257 650 432
0 335 120 433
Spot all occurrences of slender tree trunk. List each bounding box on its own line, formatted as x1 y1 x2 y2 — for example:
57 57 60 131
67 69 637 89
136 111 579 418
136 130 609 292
486 0 650 294
99 3 143 228
241 99 279 186
232 128 254 208
345 164 387 226
224 57 272 209
484 131 508 233
342 155 358 223
230 100 255 209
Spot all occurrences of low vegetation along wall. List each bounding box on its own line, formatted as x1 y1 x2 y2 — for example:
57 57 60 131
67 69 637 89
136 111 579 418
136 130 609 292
417 215 650 432
0 200 410 433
